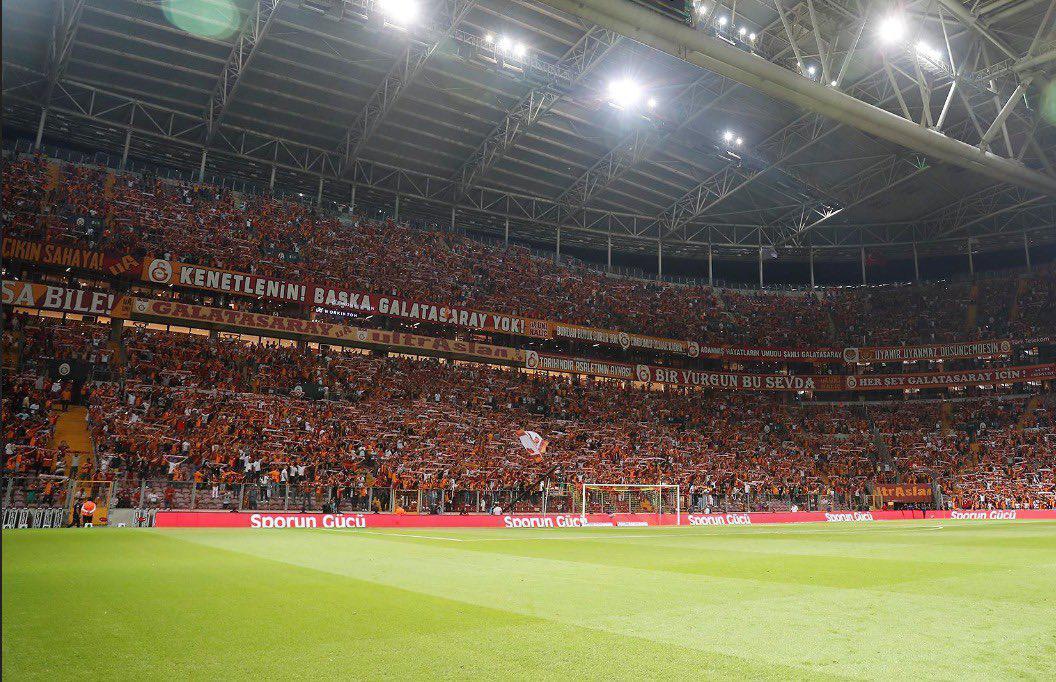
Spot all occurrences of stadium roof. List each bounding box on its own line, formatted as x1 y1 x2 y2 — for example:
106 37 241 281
3 0 1056 267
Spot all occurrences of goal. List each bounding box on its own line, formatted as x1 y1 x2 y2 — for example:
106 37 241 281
580 483 680 523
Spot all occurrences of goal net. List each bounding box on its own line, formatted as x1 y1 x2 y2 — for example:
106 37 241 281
580 483 680 523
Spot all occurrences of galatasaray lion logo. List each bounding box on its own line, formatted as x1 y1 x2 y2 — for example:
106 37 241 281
134 299 148 314
146 258 173 284
618 331 630 350
525 350 539 370
845 375 858 390
635 364 651 383
686 340 700 358
1000 340 1011 354
58 362 72 377
843 347 859 363
355 329 368 342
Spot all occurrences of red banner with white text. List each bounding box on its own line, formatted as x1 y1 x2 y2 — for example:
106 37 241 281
3 279 119 316
153 509 927 528
2 237 142 278
844 340 1013 363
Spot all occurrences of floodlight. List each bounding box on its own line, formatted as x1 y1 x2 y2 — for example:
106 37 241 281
916 41 942 62
878 15 906 44
607 78 642 109
830 80 838 86
749 32 756 41
514 42 527 58
499 35 514 53
647 97 657 109
738 26 747 36
377 0 418 24
718 16 728 27
807 64 816 76
735 137 743 146
484 33 494 44
723 130 734 142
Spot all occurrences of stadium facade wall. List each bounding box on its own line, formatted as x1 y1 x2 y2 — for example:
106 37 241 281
151 509 1056 528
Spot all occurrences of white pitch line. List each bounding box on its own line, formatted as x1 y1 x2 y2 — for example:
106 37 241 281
328 529 466 542
325 521 951 543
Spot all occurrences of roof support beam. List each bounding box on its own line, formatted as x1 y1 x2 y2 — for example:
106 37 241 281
532 0 1056 196
451 25 620 201
205 0 283 147
42 0 87 107
773 153 931 246
653 65 908 238
547 71 734 224
980 78 1032 149
544 7 805 224
933 0 1019 61
7 76 1053 255
338 0 474 175
1028 0 1056 57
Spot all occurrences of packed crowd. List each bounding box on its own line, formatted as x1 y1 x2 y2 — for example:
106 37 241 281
5 155 1054 351
3 317 1053 511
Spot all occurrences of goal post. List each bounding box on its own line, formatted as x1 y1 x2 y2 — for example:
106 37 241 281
580 483 681 524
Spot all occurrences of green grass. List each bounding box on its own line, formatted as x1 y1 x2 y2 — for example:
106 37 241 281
4 521 1055 680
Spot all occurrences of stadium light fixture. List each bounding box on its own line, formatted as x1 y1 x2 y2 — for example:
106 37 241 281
748 32 756 42
723 130 734 142
376 0 418 25
647 97 657 109
878 15 906 44
498 35 514 53
806 64 816 76
484 33 494 44
735 137 743 146
738 26 747 37
915 41 942 63
513 42 527 58
717 16 728 27
607 78 643 109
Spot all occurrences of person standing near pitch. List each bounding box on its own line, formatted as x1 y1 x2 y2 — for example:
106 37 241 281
79 498 97 527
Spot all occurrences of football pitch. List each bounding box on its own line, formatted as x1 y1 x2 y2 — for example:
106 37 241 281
3 520 1055 680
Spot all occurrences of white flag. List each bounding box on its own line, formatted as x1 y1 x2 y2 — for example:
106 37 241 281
517 430 548 456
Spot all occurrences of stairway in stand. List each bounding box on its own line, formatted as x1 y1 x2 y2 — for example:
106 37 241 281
940 402 954 435
965 283 979 330
1017 395 1042 432
1008 276 1028 326
51 406 95 475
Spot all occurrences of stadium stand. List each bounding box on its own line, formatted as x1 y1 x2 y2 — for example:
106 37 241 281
2 154 1054 517
3 313 1053 513
5 156 1054 351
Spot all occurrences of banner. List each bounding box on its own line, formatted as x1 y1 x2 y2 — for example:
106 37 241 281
153 509 925 528
925 509 1056 521
845 340 1013 363
873 484 933 503
700 345 843 362
2 237 141 277
523 351 844 392
845 364 1056 391
3 280 118 316
129 299 525 365
142 258 547 338
548 323 842 362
